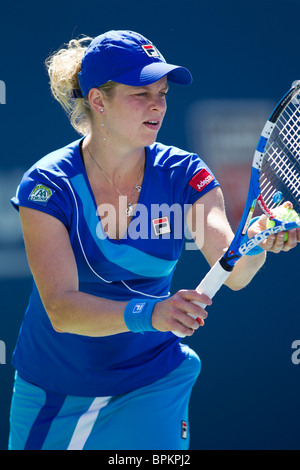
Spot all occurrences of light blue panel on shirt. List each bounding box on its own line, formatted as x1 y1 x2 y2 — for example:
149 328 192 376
70 174 177 278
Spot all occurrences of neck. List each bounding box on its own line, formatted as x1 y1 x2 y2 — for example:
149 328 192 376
82 132 145 180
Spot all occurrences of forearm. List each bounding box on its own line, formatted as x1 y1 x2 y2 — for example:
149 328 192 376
225 250 267 291
45 290 129 337
189 189 267 292
46 289 210 338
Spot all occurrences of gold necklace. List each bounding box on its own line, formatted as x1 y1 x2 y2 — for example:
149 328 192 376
87 146 143 217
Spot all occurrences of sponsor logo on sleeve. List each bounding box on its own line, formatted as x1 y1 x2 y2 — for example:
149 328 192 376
189 168 214 192
29 184 54 205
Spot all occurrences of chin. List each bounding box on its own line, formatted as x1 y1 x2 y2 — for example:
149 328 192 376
143 134 158 147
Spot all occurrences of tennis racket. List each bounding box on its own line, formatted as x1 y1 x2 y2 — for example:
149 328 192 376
173 80 300 337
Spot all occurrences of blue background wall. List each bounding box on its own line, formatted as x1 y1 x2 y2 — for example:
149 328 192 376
0 0 299 450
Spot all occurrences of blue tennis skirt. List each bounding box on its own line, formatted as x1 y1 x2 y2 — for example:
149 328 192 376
9 348 201 450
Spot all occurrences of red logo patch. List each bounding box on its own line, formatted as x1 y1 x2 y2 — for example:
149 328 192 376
189 168 214 192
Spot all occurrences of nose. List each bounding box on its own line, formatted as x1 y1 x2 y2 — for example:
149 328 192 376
150 94 167 113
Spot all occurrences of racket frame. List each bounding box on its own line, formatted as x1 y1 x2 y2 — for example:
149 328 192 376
172 82 300 336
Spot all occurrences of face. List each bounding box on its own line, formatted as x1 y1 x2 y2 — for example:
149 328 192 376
100 77 169 150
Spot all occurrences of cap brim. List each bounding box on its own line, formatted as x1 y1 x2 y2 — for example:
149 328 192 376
111 62 193 86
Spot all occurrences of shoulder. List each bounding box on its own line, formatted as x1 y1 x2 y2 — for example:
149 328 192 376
147 142 219 204
147 141 218 187
11 139 84 226
148 142 200 171
24 138 83 181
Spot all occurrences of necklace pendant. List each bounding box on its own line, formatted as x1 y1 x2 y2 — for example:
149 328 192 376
126 204 134 217
135 185 142 193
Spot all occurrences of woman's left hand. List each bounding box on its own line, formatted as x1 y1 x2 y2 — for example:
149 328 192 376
248 202 300 254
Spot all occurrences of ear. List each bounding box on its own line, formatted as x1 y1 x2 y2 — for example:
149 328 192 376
88 88 105 114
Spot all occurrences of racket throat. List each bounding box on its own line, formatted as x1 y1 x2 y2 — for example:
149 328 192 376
219 253 236 272
257 195 274 218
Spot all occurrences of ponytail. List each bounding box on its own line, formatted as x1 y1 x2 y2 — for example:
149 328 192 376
45 36 93 135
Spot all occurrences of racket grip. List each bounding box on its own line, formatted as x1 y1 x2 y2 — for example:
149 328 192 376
195 258 232 299
172 259 231 337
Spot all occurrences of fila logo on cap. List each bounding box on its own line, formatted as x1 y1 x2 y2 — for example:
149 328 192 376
142 44 160 57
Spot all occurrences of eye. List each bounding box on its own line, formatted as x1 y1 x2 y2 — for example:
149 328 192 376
159 90 169 97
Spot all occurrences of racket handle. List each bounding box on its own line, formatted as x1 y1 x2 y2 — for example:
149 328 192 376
172 259 231 337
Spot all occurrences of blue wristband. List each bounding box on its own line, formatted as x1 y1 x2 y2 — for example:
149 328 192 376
244 216 265 256
124 299 160 333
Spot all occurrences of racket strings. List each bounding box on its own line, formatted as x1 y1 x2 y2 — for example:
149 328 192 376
277 103 300 155
260 95 300 215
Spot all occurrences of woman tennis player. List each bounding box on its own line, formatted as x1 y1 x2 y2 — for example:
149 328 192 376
9 30 299 450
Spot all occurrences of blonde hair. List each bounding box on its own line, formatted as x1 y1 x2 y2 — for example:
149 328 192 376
45 36 117 135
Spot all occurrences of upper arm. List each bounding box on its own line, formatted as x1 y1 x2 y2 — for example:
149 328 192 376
19 206 78 311
186 187 234 266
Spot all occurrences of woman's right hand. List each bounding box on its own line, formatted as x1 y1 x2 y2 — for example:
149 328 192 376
151 290 212 337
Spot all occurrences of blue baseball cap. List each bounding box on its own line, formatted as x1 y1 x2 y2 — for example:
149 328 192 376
78 30 192 97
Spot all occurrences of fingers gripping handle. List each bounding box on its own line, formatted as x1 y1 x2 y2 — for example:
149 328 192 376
172 260 232 337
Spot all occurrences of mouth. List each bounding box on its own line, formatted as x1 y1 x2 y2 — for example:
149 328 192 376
143 120 160 130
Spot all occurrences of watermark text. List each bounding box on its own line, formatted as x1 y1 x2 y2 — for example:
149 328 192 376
0 80 6 104
0 340 6 365
95 200 204 250
291 340 300 365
